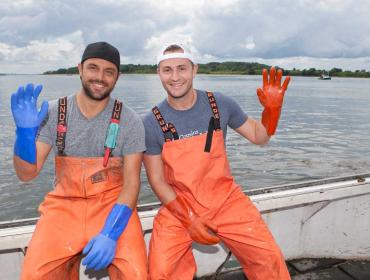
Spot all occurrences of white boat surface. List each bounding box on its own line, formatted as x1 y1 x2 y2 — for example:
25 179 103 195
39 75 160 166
1 173 369 279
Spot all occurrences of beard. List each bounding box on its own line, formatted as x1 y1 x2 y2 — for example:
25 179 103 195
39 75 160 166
80 77 115 101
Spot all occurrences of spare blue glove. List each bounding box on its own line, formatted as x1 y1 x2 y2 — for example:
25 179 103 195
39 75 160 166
82 204 132 271
11 83 48 164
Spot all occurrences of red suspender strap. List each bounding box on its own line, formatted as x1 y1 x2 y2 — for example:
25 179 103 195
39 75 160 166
152 106 179 142
56 97 67 156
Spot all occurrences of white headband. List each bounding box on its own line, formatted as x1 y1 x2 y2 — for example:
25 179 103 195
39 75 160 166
156 43 195 65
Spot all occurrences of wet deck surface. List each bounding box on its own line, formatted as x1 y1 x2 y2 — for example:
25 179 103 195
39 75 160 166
196 258 370 280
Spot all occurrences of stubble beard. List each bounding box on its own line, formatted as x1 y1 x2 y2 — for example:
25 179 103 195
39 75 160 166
81 78 115 101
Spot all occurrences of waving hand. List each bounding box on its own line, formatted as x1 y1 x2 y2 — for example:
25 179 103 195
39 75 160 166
257 67 290 136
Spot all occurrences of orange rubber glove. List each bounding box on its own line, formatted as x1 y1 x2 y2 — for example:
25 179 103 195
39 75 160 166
165 195 220 245
257 67 291 136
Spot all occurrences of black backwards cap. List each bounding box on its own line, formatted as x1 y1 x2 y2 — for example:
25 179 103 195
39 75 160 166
81 41 120 71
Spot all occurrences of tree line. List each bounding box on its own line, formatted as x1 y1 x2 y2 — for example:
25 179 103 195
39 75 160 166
43 62 370 78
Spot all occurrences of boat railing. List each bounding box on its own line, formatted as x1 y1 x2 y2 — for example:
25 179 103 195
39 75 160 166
0 172 369 230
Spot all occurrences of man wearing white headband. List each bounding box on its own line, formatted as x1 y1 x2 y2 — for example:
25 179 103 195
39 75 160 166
143 43 291 279
156 43 195 65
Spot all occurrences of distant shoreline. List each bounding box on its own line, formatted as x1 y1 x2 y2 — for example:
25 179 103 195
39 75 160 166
2 61 370 78
42 62 370 78
2 72 370 78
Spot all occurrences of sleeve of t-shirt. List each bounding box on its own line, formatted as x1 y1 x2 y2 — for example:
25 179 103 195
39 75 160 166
121 110 146 155
216 92 248 129
143 113 163 155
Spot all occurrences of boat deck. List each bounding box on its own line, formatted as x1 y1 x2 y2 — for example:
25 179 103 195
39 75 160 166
196 258 370 279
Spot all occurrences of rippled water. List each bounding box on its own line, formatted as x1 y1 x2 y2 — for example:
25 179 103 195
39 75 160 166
1 74 370 221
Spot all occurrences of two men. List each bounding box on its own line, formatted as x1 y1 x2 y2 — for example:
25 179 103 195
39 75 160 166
12 41 291 279
12 42 147 279
143 43 291 279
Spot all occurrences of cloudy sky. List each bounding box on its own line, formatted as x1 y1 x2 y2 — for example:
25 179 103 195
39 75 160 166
1 0 370 74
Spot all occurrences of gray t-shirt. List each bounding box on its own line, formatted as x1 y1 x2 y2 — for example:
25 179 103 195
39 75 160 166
143 90 247 155
38 95 145 157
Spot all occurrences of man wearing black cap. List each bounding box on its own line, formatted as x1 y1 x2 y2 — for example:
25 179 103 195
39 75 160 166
11 41 147 279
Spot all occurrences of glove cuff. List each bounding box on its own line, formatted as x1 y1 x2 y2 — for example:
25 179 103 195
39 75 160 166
261 107 282 136
14 127 38 164
101 204 132 241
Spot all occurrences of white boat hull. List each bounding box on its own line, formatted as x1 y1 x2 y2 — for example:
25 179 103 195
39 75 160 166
1 174 369 279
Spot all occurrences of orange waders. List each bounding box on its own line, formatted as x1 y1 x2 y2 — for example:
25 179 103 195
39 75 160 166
21 157 147 280
21 98 147 280
148 92 290 280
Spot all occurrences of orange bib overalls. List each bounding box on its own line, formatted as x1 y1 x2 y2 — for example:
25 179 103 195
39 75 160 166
148 92 290 280
21 98 147 280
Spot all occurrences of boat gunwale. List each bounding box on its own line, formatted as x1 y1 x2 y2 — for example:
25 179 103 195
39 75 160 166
0 172 369 230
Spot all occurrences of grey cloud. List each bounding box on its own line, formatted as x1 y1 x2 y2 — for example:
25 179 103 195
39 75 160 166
1 0 370 73
0 0 187 57
191 0 370 59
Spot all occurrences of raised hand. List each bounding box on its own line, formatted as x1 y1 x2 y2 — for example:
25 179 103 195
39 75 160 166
11 83 49 163
11 83 48 128
257 67 290 136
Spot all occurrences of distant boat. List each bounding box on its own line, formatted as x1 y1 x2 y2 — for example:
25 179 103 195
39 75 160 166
319 72 331 80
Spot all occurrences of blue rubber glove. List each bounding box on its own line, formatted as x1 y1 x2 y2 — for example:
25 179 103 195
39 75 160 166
82 204 132 271
11 83 49 164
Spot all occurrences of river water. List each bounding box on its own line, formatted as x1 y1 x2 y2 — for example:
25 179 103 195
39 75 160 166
1 74 369 221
